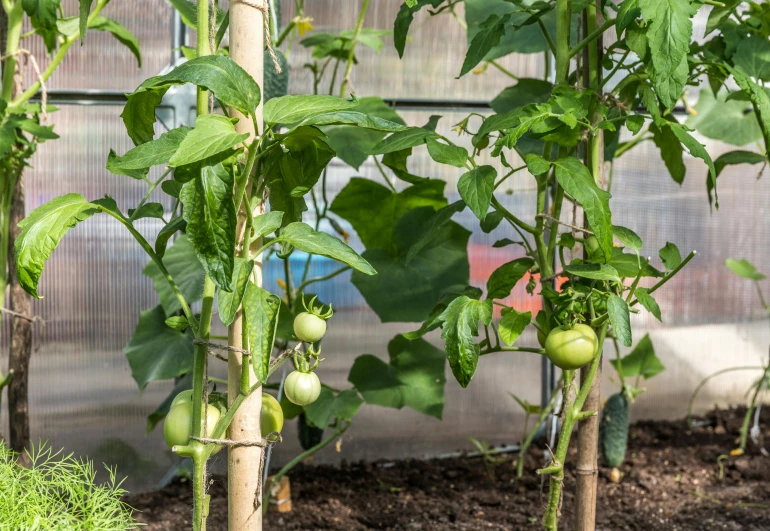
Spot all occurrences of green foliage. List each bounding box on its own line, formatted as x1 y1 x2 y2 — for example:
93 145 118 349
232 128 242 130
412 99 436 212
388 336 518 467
0 443 138 530
242 284 281 383
726 258 766 280
610 334 665 380
439 296 493 387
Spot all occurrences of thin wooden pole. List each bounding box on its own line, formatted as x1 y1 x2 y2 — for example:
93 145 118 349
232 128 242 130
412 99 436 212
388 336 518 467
227 1 264 530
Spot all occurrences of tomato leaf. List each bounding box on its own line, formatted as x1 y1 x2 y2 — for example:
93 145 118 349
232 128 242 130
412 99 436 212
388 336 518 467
303 388 363 429
143 236 205 316
486 257 534 299
154 216 186 258
709 150 765 207
370 126 440 155
459 13 511 77
79 0 94 43
499 308 531 346
89 16 142 67
634 287 661 321
658 241 681 270
242 283 281 384
122 86 167 146
564 263 621 283
612 225 642 253
293 110 406 133
169 115 248 167
218 258 255 327
666 122 717 207
458 165 497 220
439 296 493 388
553 157 613 262
650 120 685 185
15 194 101 298
264 94 357 126
276 222 376 275
180 160 237 291
609 334 664 379
124 305 194 390
426 137 468 168
726 258 766 281
608 294 632 347
404 201 466 264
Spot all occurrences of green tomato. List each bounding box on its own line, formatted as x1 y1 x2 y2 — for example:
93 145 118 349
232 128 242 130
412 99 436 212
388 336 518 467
585 235 601 257
544 324 599 370
261 393 284 434
163 402 222 449
170 389 193 409
293 312 327 343
284 371 322 406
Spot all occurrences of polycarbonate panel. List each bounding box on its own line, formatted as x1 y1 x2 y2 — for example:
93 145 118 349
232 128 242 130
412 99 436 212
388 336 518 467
18 0 172 92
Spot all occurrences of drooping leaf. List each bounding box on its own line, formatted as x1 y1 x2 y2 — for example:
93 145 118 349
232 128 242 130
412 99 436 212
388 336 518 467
613 225 642 253
180 160 237 290
242 283 281 383
553 157 613 262
564 263 621 283
303 388 363 429
426 137 468 167
465 0 553 58
106 126 191 177
121 87 166 146
458 165 497 220
22 0 59 30
128 202 164 220
666 122 717 207
89 16 141 67
393 0 443 57
295 110 406 133
252 211 284 240
634 287 661 321
79 0 94 42
439 296 493 387
486 257 534 299
499 308 531 346
143 236 205 316
608 294 632 347
169 115 248 167
404 201 465 264
155 216 186 258
370 126 439 155
124 306 194 390
264 94 358 126
264 126 335 198
276 222 376 275
15 194 100 298
708 150 766 205
726 258 766 281
610 334 664 379
459 14 511 78
649 121 685 184
686 89 763 147
218 258 255 326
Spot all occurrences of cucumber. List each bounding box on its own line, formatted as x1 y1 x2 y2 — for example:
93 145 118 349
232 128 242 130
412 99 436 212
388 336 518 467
264 50 289 103
298 412 324 450
599 392 629 467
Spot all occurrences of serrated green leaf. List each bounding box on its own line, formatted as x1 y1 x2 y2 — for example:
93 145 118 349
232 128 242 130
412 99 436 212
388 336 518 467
524 153 550 175
426 137 468 167
726 258 766 281
15 194 100 298
458 165 497 220
124 306 193 390
276 222 376 275
499 308 531 346
658 241 681 270
218 258 254 326
487 257 534 299
553 157 613 262
613 225 642 252
243 283 281 383
608 294 632 347
180 161 237 290
439 296 493 387
264 94 357 125
616 0 641 37
459 14 511 77
610 334 664 379
635 287 661 320
564 263 621 283
734 34 770 82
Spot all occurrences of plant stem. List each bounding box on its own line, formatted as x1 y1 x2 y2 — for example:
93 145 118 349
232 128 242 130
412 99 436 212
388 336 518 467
339 0 370 97
488 59 519 80
1 1 23 101
516 379 561 478
296 265 350 293
568 18 615 59
739 362 770 452
686 366 765 428
491 196 537 234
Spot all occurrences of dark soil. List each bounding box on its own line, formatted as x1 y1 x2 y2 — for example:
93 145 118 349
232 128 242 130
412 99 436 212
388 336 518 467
126 407 770 530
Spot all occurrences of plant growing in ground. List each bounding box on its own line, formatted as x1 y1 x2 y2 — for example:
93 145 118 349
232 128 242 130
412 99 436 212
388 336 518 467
688 258 770 457
390 0 758 527
0 0 139 456
0 442 138 530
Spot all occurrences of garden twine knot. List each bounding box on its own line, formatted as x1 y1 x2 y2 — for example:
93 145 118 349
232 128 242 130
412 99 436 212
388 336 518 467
240 0 283 74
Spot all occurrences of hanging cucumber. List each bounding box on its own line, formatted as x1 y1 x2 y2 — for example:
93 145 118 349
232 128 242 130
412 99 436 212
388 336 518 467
599 393 629 467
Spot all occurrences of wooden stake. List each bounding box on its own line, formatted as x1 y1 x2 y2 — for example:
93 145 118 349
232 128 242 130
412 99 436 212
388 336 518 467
227 1 265 530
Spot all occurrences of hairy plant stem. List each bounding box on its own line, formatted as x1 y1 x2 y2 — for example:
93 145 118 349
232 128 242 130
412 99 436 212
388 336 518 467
339 0 369 97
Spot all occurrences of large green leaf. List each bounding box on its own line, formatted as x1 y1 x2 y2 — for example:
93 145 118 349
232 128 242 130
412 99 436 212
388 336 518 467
458 165 497 220
731 67 770 161
352 207 471 322
330 178 446 252
303 388 364 429
687 90 762 147
498 308 531 346
323 97 405 169
180 160 237 290
426 137 468 168
726 258 766 281
124 305 194 390
218 258 254 326
649 120 685 184
553 158 613 262
169 115 248 167
295 110 406 132
393 0 443 57
22 0 59 30
275 222 376 275
733 34 770 82
252 211 284 240
264 127 335 198
491 79 553 114
370 126 439 155
106 127 191 177
348 355 404 409
89 16 141 67
465 0 553 57
666 122 717 206
143 236 205 316
635 287 661 320
15 194 100 298
609 334 664 379
439 296 493 388
121 86 166 146
486 257 534 299
264 94 357 126
135 55 260 123
243 283 281 383
459 14 511 77
564 263 621 283
404 201 465 264
638 0 697 109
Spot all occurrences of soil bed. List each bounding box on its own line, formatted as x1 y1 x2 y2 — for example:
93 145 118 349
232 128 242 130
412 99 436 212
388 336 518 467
126 407 770 530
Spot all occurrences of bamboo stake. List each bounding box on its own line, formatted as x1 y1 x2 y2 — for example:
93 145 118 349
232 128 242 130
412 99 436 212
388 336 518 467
227 1 265 530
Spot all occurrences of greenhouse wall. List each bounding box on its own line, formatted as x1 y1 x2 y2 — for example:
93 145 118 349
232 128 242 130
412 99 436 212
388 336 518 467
0 0 768 493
